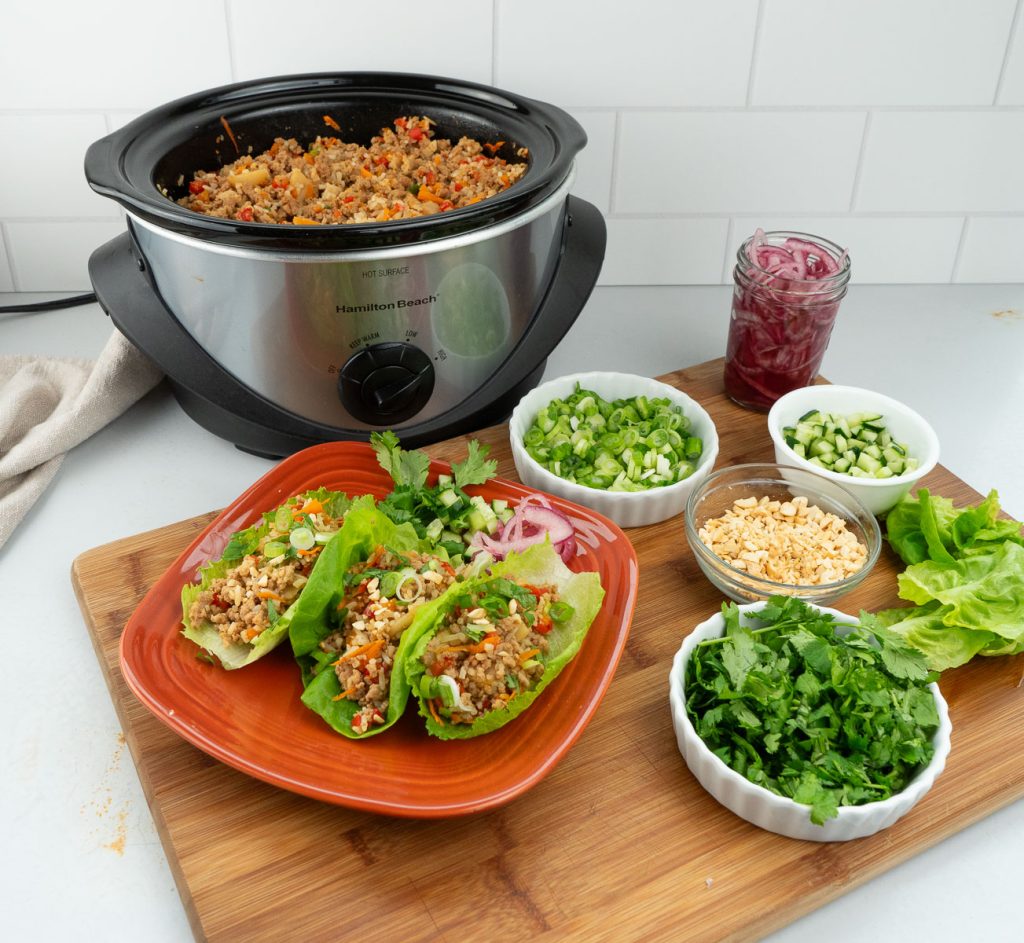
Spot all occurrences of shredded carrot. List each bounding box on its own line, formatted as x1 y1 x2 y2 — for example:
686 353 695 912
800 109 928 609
484 141 505 154
292 216 320 225
360 166 373 179
257 590 285 602
323 114 341 131
441 633 501 655
332 638 385 665
332 686 358 702
297 546 321 557
517 647 541 665
427 698 445 726
219 115 239 154
299 498 324 515
303 152 315 165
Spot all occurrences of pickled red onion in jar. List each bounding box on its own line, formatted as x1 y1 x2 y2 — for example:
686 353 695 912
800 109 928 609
723 230 850 411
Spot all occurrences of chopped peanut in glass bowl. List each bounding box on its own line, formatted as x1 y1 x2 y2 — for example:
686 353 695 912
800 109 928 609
684 464 881 604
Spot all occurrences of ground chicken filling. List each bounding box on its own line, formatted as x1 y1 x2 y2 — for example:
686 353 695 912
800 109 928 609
176 115 529 226
188 493 344 646
319 546 467 734
419 580 558 727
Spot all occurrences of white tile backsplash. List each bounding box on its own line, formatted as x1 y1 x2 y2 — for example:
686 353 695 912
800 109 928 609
0 228 14 292
6 221 125 292
857 112 1024 212
999 5 1024 105
566 111 616 214
0 2 232 110
599 218 729 285
0 115 116 219
228 0 493 83
1 1 1023 290
755 0 1017 106
615 112 866 214
724 218 966 285
956 217 1024 281
495 0 759 106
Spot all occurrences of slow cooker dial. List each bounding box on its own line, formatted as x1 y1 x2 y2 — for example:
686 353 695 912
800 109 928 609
337 342 435 425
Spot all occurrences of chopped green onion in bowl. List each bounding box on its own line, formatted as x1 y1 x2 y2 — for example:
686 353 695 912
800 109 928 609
522 384 703 492
510 371 720 528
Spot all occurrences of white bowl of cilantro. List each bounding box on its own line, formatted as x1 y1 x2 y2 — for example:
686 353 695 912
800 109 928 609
768 385 940 516
668 598 951 842
510 372 719 528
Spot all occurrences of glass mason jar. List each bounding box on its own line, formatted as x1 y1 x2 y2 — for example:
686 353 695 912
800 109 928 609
724 231 851 411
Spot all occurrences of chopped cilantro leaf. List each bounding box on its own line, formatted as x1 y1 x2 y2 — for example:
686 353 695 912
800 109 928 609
685 596 940 825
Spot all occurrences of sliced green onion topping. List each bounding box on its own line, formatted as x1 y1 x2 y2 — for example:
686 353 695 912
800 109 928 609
289 526 315 551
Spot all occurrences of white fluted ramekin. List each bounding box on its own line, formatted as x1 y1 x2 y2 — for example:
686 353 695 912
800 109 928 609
668 600 952 842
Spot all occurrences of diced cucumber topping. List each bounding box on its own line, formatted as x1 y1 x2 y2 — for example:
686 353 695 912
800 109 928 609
782 408 918 480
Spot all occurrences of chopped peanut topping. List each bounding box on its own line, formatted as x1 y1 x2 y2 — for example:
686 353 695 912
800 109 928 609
698 494 867 589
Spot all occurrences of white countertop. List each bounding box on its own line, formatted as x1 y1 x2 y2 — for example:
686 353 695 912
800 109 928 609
3 283 1022 942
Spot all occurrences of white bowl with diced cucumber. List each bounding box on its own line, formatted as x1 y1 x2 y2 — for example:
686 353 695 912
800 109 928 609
509 372 719 528
768 385 939 516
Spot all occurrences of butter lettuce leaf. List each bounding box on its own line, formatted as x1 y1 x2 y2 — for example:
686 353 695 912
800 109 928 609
404 540 605 740
288 497 432 738
886 488 1023 565
181 489 349 670
877 490 1024 671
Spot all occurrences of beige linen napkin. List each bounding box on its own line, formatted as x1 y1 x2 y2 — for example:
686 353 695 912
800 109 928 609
0 330 163 549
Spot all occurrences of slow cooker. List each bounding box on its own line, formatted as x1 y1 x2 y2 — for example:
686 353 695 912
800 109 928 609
84 72 606 457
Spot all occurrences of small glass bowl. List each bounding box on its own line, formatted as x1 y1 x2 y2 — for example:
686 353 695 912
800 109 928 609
684 463 881 604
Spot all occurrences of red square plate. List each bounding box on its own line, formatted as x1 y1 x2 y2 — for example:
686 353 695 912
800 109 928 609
119 441 639 817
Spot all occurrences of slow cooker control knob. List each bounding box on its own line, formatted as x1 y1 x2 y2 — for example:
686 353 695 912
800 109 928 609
337 342 435 425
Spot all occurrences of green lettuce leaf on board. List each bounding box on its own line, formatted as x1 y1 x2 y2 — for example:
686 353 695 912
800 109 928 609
403 540 605 740
876 489 1024 671
289 497 436 739
886 488 1024 565
180 488 350 670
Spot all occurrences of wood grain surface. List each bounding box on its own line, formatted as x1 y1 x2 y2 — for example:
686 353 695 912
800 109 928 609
72 359 1024 943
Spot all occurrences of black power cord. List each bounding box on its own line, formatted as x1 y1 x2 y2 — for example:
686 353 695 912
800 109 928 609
0 291 98 314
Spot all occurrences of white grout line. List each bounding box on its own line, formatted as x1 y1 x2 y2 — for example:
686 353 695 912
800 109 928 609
719 217 735 284
0 222 20 292
994 0 1024 104
745 0 767 107
848 111 873 212
608 111 622 215
950 217 971 283
224 0 238 82
491 0 500 86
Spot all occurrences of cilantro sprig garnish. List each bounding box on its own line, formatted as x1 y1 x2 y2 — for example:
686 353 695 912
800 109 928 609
370 431 499 546
685 596 939 825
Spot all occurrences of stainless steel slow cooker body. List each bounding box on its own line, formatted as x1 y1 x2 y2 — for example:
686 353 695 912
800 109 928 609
126 171 572 429
85 73 605 454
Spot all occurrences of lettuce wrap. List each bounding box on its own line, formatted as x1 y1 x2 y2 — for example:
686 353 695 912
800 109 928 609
291 498 465 738
181 488 351 669
403 540 605 739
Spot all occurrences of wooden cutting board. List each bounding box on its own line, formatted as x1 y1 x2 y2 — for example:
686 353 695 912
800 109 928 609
72 358 1024 943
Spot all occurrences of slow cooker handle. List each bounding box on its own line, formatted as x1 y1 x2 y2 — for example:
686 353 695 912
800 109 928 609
400 193 607 441
84 129 133 205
